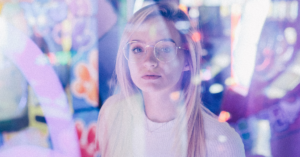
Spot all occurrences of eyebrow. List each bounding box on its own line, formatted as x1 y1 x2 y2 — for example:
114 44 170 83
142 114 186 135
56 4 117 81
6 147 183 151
130 38 176 44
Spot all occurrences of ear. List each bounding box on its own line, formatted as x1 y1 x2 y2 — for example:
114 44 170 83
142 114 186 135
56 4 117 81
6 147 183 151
183 61 190 72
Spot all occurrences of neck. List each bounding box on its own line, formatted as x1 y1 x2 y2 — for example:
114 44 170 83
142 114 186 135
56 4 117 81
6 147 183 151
143 90 181 123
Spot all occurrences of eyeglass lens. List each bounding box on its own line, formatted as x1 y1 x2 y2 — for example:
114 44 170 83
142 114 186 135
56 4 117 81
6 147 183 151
124 41 177 63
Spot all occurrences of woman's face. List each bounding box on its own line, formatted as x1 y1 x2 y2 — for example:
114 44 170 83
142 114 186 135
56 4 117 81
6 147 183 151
127 17 190 94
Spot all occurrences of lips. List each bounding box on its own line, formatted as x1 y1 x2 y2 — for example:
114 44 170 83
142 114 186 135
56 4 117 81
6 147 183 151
142 75 161 80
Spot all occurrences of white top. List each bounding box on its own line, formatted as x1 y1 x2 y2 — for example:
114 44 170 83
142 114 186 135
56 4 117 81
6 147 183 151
97 94 245 157
144 115 177 157
143 110 245 157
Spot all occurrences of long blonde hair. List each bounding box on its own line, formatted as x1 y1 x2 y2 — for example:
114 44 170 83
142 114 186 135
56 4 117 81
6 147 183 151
115 2 206 157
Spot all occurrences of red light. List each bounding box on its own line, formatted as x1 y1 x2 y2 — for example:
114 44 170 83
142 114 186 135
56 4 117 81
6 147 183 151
192 32 201 42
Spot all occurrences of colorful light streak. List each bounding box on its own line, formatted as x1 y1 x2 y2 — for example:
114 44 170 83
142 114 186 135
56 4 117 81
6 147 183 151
231 0 270 96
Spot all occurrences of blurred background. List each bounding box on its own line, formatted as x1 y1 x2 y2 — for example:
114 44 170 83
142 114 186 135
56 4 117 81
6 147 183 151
0 0 300 156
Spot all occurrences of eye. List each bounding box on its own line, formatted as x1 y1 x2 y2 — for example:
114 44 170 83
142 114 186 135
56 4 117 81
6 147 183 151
155 41 176 55
132 46 144 54
129 42 145 54
160 47 172 53
156 46 175 54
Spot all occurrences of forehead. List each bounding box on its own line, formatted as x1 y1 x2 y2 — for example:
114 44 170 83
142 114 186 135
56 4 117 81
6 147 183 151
129 17 182 44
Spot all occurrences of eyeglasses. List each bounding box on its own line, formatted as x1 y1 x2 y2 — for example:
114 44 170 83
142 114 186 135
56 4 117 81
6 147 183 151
123 40 187 63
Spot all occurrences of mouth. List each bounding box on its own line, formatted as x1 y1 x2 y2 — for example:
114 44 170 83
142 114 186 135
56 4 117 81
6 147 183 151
142 75 161 80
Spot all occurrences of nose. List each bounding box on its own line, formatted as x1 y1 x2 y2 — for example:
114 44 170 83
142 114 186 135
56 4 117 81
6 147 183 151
143 46 158 68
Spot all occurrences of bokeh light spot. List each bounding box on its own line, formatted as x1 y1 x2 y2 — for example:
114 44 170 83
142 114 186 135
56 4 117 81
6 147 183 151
209 83 224 94
200 69 211 81
170 91 180 101
189 8 199 18
28 16 36 26
218 135 227 143
191 74 201 85
225 77 235 86
178 4 188 15
218 111 231 122
284 27 297 45
62 37 72 52
192 32 201 42
175 21 190 32
56 51 71 65
37 15 47 26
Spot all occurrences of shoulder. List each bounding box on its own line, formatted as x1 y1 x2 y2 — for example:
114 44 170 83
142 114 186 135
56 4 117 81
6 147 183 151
99 94 124 119
97 94 125 156
98 95 123 126
202 109 245 157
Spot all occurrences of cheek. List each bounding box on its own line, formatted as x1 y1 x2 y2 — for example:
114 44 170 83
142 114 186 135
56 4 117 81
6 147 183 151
166 58 184 73
128 62 139 82
165 60 185 80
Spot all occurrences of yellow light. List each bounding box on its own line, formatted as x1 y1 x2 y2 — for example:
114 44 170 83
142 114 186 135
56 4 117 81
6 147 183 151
0 3 3 14
62 37 72 52
225 77 235 86
62 19 72 52
178 4 188 15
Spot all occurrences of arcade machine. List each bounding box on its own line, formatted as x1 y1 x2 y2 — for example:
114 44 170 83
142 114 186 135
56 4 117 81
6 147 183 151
221 0 300 156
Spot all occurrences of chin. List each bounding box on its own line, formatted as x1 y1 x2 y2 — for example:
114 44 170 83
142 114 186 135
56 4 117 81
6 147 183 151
138 84 180 94
137 85 164 93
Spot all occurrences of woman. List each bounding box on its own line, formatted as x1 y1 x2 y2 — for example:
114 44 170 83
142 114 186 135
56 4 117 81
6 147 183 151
97 2 245 157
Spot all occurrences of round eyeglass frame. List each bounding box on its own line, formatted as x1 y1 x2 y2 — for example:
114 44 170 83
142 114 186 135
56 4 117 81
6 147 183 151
123 40 188 63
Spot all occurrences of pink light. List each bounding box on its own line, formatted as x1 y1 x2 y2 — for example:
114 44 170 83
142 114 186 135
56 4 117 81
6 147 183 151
47 52 57 64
